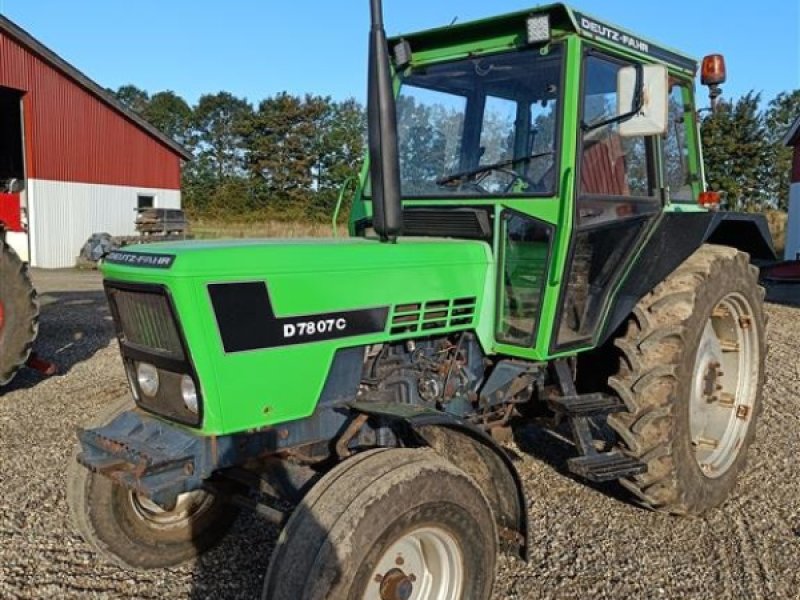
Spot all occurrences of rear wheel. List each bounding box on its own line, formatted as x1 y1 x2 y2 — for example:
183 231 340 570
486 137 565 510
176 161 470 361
263 448 497 600
67 397 240 569
0 237 38 386
608 245 765 514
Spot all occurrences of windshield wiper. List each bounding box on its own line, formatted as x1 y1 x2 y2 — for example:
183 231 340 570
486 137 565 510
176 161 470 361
435 150 554 187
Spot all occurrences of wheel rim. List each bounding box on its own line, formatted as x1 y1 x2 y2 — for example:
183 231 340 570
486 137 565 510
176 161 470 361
128 490 214 531
689 292 759 478
365 526 464 600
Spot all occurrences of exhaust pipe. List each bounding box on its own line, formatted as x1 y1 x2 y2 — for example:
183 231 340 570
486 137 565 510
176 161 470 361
367 0 402 242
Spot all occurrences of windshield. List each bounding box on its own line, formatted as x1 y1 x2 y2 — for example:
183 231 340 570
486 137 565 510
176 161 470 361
396 45 563 198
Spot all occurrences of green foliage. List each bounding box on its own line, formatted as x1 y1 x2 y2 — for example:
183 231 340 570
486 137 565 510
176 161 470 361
114 80 798 220
113 84 365 222
113 84 150 114
191 92 254 181
312 98 366 217
701 92 771 211
396 95 453 195
245 93 326 216
701 89 800 212
142 91 193 147
764 90 800 210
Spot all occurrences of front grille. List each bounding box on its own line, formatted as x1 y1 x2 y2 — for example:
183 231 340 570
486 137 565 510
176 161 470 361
109 288 185 359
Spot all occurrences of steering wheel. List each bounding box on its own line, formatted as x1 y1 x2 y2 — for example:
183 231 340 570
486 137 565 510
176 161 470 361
490 167 541 194
455 178 491 195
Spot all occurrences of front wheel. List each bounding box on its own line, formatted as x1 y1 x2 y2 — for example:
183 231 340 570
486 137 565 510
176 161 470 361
263 448 497 600
67 397 240 569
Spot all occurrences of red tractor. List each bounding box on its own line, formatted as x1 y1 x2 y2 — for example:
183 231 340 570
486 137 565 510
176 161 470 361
0 180 38 387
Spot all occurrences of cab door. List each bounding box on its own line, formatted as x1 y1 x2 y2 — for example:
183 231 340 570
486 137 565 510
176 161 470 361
554 49 661 350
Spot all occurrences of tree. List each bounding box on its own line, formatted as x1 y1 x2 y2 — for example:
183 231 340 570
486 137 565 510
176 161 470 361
181 93 253 215
142 91 193 147
701 92 772 211
245 93 324 214
113 84 150 114
396 95 452 195
764 90 800 210
243 94 364 219
191 92 253 181
311 98 365 216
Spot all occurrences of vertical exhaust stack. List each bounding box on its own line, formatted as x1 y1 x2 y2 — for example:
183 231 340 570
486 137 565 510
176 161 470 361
367 0 403 242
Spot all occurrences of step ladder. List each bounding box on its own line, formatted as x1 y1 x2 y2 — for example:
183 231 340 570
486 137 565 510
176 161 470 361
551 360 646 483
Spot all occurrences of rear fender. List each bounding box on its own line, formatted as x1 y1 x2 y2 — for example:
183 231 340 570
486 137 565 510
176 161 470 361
704 212 776 262
601 211 776 346
349 401 528 560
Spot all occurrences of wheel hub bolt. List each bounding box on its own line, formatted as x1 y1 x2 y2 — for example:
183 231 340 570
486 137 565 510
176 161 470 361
379 568 414 600
703 361 723 400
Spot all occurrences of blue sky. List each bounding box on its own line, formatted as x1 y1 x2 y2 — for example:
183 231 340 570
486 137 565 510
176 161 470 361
2 0 798 107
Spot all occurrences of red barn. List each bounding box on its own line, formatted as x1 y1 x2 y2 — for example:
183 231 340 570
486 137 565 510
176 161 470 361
785 116 800 261
0 15 190 268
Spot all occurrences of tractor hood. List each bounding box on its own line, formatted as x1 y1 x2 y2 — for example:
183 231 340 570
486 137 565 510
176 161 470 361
101 237 490 279
100 237 494 435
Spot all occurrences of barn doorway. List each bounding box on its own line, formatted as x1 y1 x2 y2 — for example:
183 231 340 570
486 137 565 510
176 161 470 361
0 86 25 186
0 86 29 262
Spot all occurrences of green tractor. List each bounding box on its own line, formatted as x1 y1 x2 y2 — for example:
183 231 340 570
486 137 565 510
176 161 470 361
69 2 775 598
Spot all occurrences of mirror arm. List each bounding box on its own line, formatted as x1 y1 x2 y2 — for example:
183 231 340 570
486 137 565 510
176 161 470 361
581 63 644 133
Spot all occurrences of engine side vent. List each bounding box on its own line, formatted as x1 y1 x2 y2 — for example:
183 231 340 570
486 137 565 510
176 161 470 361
390 297 477 335
401 208 492 241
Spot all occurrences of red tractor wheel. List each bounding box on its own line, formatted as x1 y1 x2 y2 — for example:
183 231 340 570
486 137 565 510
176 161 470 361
0 237 39 386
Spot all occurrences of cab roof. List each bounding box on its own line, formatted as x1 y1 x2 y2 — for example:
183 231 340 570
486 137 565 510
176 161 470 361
391 3 697 74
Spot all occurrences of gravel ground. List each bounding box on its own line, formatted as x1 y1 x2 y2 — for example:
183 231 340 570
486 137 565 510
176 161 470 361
1 269 799 599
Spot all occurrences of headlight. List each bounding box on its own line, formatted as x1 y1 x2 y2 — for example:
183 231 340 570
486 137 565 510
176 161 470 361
526 14 551 44
181 375 199 414
136 362 160 397
125 362 140 401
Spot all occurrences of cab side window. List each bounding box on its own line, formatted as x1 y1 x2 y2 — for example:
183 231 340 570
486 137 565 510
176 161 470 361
580 55 654 203
663 83 694 202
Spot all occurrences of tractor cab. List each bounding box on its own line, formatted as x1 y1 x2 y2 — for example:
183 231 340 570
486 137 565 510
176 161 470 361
351 4 724 356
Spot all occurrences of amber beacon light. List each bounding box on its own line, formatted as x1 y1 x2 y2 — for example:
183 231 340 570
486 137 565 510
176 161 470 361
701 54 727 111
701 54 727 86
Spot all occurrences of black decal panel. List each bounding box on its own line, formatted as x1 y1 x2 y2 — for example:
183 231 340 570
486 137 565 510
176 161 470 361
105 251 176 269
208 282 389 353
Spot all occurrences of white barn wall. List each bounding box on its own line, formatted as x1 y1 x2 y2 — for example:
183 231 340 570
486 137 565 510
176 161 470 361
27 178 181 268
786 183 800 261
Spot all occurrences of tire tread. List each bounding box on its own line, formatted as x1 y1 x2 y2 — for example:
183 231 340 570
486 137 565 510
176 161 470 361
607 244 765 514
0 239 39 386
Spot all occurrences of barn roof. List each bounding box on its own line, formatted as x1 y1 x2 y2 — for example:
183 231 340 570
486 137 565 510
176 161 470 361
785 115 800 147
0 15 192 160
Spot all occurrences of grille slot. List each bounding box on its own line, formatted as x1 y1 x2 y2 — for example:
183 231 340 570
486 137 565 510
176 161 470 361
390 297 477 335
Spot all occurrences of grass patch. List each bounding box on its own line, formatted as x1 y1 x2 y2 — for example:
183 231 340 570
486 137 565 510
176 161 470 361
191 219 346 240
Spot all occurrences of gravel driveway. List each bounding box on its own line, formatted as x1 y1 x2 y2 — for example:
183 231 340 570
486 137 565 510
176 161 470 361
1 269 799 599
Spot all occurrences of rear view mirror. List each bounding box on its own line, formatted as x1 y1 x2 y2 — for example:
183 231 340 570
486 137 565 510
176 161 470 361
617 64 668 137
